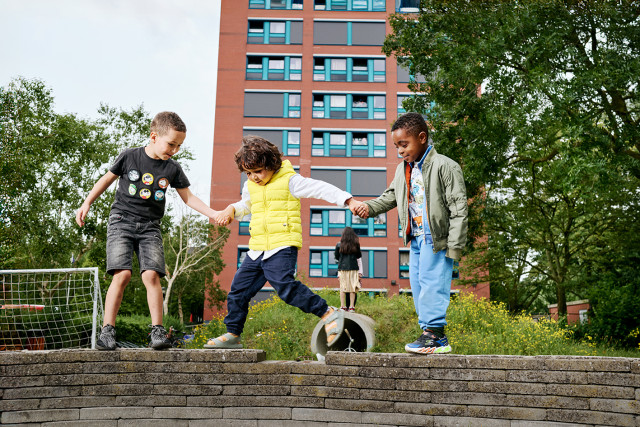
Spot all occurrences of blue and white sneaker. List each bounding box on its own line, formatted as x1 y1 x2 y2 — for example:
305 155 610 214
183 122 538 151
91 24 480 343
405 330 451 354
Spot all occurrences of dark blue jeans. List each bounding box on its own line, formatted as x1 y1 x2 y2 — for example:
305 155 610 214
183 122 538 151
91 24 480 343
224 246 329 336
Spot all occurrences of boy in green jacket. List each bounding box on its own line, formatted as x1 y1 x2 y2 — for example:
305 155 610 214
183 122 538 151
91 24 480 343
354 113 468 354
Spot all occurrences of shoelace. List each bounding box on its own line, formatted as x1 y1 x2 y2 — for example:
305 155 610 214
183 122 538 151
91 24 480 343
152 327 168 340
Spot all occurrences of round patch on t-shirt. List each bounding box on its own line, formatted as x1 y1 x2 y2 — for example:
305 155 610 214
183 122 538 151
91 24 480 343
154 190 165 201
139 188 151 199
158 177 169 189
142 173 154 185
128 169 140 182
128 184 137 195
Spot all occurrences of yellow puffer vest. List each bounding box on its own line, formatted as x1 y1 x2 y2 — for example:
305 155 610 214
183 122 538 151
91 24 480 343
247 160 302 250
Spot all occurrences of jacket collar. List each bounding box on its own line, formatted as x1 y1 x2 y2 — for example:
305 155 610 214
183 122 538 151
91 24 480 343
411 145 433 169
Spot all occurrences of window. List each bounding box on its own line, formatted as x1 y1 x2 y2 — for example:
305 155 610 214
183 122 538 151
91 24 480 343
246 55 303 81
237 247 249 268
314 57 385 82
397 94 435 117
312 93 385 120
310 207 386 237
309 247 387 278
395 0 419 12
310 168 387 197
312 130 386 157
314 0 385 11
242 128 300 157
250 0 303 8
244 91 301 118
248 19 303 44
399 250 410 279
314 21 385 46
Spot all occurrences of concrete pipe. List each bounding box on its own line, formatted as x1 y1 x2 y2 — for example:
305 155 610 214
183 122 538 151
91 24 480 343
311 312 376 357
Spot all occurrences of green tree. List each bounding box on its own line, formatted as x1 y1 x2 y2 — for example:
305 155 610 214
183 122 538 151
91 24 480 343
0 77 117 269
384 0 640 315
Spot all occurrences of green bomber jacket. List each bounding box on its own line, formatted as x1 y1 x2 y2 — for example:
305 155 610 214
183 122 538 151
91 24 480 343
364 147 468 260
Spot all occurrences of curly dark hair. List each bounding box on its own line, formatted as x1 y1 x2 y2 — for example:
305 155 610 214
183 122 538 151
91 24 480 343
234 135 283 172
150 111 186 135
391 112 429 139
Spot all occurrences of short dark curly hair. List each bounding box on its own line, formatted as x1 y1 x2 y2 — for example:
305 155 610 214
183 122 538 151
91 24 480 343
391 112 429 139
234 135 283 172
150 111 186 135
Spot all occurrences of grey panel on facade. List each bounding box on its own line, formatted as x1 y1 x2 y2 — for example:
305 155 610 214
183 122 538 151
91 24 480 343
242 129 284 150
310 169 346 189
244 93 284 117
397 63 427 83
314 22 348 45
373 251 387 277
351 22 386 46
240 173 247 192
397 64 411 83
350 170 387 196
291 21 303 43
362 254 369 278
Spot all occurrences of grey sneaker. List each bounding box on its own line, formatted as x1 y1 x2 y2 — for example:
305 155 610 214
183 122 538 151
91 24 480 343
96 324 116 351
150 325 172 350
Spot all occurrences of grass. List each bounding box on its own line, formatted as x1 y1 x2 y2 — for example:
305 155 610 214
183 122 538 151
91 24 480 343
184 290 640 360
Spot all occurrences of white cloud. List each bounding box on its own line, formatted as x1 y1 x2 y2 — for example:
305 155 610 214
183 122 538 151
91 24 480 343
0 0 221 203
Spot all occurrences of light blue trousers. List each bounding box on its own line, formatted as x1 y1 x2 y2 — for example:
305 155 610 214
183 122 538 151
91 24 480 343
409 235 454 330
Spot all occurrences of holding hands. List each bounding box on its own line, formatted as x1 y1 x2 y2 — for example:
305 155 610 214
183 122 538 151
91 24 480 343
346 198 370 219
211 205 235 226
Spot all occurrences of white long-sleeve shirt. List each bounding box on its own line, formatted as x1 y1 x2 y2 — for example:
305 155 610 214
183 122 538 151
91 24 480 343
233 174 353 261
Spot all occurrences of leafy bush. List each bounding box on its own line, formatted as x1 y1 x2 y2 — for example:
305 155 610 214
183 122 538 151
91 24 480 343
0 307 92 350
185 290 640 360
113 314 185 346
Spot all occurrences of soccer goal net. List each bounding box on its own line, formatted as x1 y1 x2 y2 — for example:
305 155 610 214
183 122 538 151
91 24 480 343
0 268 103 351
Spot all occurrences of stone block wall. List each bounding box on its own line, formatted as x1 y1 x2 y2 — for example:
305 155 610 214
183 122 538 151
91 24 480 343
0 349 638 426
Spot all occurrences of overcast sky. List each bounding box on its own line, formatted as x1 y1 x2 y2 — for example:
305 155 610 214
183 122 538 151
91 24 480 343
0 0 221 203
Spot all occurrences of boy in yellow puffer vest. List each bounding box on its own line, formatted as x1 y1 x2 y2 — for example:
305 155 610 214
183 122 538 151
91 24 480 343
204 135 362 349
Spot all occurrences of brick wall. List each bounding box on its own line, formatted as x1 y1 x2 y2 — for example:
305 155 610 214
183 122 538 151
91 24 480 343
1 349 638 426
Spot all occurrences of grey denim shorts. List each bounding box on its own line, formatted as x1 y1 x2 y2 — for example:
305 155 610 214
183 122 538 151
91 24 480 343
106 214 165 277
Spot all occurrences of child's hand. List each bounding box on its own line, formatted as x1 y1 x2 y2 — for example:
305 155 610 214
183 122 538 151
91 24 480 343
212 206 234 226
348 198 369 219
76 204 90 227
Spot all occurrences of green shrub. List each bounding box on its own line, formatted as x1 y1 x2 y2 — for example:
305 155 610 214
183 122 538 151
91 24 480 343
113 314 185 346
185 290 640 360
0 307 93 350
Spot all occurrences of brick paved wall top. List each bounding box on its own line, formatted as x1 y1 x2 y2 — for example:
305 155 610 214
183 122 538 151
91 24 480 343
1 349 638 426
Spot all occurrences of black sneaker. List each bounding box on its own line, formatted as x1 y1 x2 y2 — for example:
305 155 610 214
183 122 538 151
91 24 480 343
96 324 116 351
405 329 452 354
149 325 172 350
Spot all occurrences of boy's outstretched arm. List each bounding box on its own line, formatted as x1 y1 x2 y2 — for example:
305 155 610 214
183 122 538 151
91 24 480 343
76 171 119 227
176 187 220 221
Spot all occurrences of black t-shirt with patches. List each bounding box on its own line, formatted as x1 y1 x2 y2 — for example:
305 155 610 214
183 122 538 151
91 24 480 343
109 147 190 221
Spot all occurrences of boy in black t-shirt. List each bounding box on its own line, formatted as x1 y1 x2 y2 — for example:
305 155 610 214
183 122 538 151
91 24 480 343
76 111 220 350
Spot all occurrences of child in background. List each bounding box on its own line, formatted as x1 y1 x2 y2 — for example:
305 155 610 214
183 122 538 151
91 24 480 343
353 112 468 354
76 111 221 350
334 227 362 312
205 135 362 349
